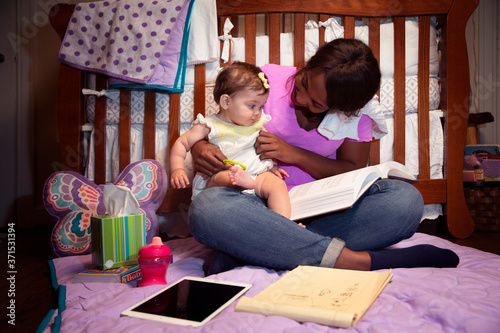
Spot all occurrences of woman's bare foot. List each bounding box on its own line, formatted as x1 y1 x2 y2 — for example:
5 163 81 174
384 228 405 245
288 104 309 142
229 166 256 189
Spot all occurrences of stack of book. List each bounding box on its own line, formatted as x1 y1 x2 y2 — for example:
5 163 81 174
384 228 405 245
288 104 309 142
463 144 500 182
74 264 141 284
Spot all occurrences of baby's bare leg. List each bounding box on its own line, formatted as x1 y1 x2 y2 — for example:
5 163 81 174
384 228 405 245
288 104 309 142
205 170 233 189
228 166 256 189
206 167 256 191
254 172 291 219
207 169 292 219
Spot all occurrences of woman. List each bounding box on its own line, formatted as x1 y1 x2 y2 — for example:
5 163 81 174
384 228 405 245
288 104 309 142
187 39 458 271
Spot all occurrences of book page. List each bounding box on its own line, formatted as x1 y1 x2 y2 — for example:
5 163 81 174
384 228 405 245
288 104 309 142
288 169 360 200
378 161 416 180
288 167 379 202
236 266 392 327
288 161 416 220
288 162 413 202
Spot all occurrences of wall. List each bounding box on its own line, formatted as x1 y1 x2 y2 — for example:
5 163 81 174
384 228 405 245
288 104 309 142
0 0 81 229
0 0 18 228
476 0 499 144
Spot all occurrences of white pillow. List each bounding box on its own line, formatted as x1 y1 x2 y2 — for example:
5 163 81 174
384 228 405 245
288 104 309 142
231 25 319 67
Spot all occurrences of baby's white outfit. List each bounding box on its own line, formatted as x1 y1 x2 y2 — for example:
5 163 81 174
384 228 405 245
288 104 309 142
192 112 274 197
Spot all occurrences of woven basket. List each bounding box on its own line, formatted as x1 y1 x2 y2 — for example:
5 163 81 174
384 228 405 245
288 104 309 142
463 182 500 232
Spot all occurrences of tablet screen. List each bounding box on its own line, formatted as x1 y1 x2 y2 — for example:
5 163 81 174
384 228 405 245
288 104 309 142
122 277 251 327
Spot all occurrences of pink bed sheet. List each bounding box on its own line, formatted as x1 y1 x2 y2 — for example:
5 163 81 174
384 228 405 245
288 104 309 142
40 233 500 333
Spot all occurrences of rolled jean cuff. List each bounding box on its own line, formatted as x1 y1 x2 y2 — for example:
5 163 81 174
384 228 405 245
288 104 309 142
319 237 346 268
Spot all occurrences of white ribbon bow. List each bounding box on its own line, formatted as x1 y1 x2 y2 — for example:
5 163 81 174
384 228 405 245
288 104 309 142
218 18 234 63
82 89 120 100
305 20 319 29
319 17 344 42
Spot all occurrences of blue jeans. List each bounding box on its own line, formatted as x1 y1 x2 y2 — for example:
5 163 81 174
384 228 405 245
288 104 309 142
188 179 423 270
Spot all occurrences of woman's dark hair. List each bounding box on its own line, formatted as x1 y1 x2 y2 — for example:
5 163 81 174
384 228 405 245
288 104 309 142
297 38 381 116
213 61 269 104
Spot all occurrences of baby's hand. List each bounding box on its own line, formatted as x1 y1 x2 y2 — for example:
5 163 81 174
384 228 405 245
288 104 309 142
270 166 289 179
278 167 289 178
170 169 190 188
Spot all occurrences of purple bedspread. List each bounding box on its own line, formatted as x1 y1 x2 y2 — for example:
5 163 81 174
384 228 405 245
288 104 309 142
40 233 500 332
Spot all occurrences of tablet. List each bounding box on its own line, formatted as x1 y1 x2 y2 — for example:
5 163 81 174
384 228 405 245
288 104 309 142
121 276 252 327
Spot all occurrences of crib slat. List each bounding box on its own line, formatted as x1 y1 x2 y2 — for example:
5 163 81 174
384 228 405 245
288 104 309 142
369 18 381 166
269 13 280 64
119 90 131 172
369 18 380 64
393 17 406 165
194 63 206 117
318 14 329 48
94 74 107 185
283 13 292 33
143 92 156 160
418 16 431 179
245 14 257 64
230 15 240 36
168 93 181 152
344 16 355 38
293 13 306 68
57 64 84 173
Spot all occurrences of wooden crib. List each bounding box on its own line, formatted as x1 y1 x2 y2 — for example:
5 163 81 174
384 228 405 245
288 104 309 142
49 0 478 239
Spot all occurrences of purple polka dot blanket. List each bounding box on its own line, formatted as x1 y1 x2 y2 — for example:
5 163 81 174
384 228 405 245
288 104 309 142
58 0 195 92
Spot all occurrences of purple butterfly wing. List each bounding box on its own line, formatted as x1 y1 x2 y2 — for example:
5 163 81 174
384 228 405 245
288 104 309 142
43 171 105 257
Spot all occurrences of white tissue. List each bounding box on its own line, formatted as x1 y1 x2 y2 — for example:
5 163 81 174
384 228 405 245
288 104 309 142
102 185 140 217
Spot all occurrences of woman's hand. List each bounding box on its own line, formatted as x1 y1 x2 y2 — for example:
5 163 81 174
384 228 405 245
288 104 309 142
255 131 299 164
191 140 229 177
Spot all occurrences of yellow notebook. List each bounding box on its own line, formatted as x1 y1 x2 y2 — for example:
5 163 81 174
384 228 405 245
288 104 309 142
235 265 392 328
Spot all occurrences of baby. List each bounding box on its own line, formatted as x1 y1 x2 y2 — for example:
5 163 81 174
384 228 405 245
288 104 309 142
170 62 291 218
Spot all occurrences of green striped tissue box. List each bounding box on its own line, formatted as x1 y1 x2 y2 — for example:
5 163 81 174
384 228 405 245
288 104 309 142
91 214 146 270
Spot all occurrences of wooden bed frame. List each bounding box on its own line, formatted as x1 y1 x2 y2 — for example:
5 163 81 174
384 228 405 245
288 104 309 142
49 0 479 239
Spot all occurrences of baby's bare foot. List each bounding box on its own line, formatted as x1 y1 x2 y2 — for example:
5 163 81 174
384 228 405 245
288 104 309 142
229 166 256 189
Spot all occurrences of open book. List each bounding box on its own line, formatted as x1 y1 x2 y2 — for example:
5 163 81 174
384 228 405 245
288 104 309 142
289 161 416 221
235 265 393 328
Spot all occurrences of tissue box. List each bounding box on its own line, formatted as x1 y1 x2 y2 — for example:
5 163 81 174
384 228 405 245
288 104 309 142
91 214 146 270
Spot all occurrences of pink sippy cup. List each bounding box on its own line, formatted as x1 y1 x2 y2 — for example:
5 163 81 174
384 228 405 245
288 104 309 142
137 236 172 287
